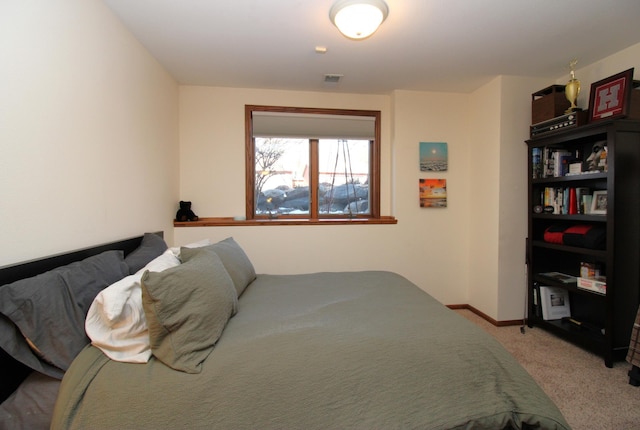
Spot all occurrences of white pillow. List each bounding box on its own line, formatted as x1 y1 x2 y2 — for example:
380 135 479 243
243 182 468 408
85 249 180 363
169 238 212 257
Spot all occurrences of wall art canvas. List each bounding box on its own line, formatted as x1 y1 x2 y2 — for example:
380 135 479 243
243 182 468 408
419 179 447 208
419 142 448 171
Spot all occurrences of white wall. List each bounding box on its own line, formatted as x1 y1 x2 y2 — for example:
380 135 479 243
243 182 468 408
496 76 550 321
0 0 179 266
390 90 472 303
467 78 502 316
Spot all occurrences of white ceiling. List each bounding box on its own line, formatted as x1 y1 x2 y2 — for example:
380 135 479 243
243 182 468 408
102 0 640 94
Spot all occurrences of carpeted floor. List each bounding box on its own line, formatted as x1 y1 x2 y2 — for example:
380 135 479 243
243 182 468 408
455 309 639 430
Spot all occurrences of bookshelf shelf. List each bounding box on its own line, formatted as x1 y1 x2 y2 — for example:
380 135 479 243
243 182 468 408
532 172 608 185
541 319 607 349
526 119 640 367
530 240 607 258
532 275 607 300
532 213 606 222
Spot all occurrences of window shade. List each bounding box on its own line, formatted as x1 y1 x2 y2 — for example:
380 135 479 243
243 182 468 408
252 111 375 139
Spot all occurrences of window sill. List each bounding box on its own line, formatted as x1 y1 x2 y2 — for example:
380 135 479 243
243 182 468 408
174 216 397 227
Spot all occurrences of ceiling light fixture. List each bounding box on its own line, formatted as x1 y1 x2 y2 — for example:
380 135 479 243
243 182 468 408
329 0 389 40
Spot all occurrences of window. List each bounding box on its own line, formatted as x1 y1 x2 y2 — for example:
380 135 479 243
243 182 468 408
246 105 381 220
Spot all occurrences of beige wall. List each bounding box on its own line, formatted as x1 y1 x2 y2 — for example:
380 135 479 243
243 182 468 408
0 0 179 266
465 75 549 320
178 87 393 216
496 76 549 321
175 81 540 314
176 86 475 305
467 77 502 316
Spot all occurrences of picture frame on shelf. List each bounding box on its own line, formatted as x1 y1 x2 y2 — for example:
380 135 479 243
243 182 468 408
588 68 635 122
539 286 571 320
590 190 607 215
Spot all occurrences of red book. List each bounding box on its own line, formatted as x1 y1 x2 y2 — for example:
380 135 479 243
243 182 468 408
569 188 578 214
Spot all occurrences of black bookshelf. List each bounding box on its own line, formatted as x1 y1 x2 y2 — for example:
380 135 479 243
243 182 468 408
526 119 640 367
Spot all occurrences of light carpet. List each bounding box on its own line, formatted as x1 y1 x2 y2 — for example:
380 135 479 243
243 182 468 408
456 309 639 430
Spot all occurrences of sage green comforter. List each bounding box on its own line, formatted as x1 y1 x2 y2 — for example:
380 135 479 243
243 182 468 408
52 271 570 430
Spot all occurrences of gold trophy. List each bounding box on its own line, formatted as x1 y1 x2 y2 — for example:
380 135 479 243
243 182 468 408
565 59 581 113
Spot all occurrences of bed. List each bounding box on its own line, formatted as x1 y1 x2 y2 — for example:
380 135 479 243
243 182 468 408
0 233 571 430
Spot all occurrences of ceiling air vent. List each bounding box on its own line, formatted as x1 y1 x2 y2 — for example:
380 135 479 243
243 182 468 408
324 74 343 83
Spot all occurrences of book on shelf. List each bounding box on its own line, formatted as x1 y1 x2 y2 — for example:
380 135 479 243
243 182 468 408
532 283 542 317
576 276 607 295
575 187 591 214
542 147 552 178
542 148 567 178
532 147 543 179
568 188 577 215
555 151 574 177
539 272 577 283
539 286 571 320
582 195 593 214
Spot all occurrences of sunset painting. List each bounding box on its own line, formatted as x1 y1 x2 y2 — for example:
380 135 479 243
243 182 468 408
419 142 448 171
419 178 447 208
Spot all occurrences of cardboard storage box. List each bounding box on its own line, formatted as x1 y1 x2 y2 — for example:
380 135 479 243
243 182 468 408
532 85 571 124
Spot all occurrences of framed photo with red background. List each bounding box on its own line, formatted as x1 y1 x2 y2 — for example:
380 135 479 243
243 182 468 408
588 68 635 122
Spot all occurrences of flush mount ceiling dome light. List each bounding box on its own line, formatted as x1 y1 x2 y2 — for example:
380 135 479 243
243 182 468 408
330 0 389 40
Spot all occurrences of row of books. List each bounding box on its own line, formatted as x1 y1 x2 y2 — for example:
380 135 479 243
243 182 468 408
532 144 608 179
532 147 579 179
540 186 593 214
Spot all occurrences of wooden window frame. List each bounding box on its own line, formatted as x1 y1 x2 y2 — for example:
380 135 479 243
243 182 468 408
245 105 382 222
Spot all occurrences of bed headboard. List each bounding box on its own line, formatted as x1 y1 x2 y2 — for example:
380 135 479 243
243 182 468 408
0 232 163 403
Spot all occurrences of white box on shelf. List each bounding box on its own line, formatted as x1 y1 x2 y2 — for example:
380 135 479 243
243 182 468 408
577 276 607 295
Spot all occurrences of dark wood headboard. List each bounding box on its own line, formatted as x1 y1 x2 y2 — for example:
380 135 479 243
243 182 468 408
0 232 163 403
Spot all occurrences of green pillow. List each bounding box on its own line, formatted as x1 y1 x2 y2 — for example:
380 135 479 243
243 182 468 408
141 249 237 373
181 237 256 297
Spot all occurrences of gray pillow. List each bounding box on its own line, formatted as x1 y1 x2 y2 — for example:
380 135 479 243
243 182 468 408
180 237 255 297
125 233 168 274
141 248 237 374
0 371 60 430
0 251 129 378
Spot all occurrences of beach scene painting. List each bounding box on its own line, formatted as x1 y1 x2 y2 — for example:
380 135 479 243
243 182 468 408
419 179 447 208
419 142 448 171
